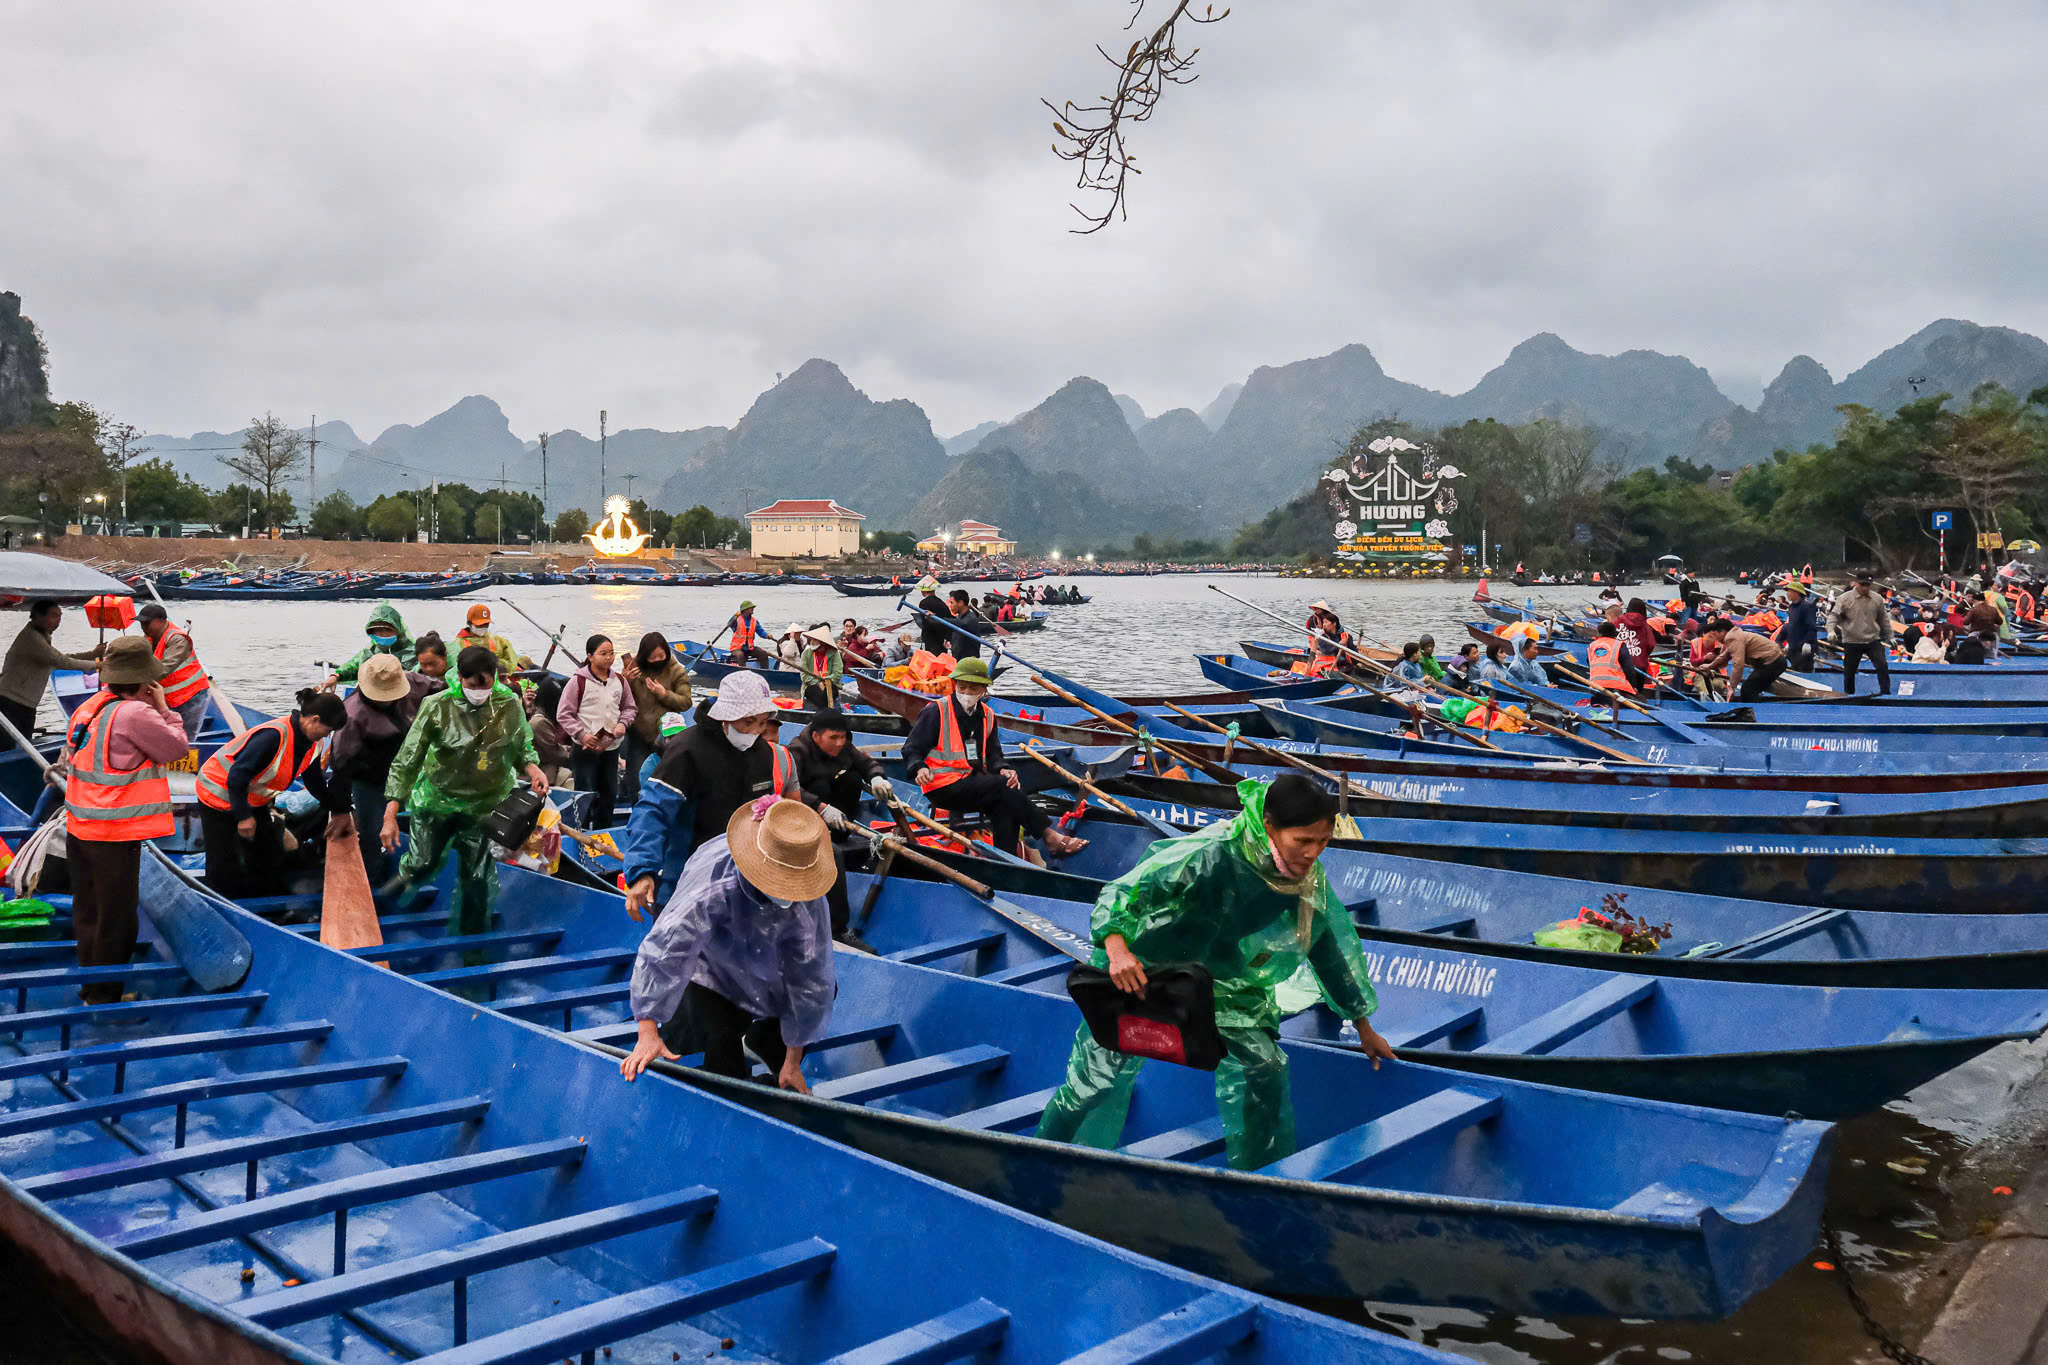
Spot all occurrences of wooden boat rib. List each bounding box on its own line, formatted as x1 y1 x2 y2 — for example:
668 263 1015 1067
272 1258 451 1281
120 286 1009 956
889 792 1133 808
0 850 1461 1365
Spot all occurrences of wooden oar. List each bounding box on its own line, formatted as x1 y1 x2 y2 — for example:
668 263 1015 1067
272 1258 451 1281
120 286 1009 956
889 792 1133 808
1550 662 1719 746
1470 679 1656 764
1157 701 1391 803
881 794 1041 871
1013 741 1178 837
496 597 583 668
1029 675 1244 784
1352 623 1638 743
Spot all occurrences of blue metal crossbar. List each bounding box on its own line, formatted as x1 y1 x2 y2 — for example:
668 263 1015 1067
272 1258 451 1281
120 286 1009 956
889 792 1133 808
1121 1120 1227 1164
1707 908 1850 960
283 909 455 936
1378 1004 1484 1050
240 1186 719 1328
1413 916 1477 937
980 957 1073 987
1059 1291 1259 1365
1474 977 1659 1056
21 1097 492 1199
415 949 635 987
108 1137 588 1259
494 983 627 1020
1262 1088 1503 1184
884 932 1006 967
812 1046 1009 1104
0 991 268 1036
0 939 78 962
820 1299 1012 1364
806 1022 900 1053
943 1087 1060 1133
411 1237 838 1365
0 1056 409 1140
0 961 188 990
0 1022 332 1083
344 929 564 964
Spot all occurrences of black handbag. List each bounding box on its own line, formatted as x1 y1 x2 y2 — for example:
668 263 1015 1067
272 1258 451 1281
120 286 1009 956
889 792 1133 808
486 787 546 849
1066 962 1227 1071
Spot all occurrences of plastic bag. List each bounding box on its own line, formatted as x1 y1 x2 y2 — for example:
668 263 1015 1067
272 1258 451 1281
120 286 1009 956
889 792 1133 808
1533 918 1624 952
1440 697 1477 724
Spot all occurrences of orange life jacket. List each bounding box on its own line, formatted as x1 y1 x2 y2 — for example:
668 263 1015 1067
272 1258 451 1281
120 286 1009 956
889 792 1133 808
916 697 996 793
152 623 209 708
770 742 795 796
1586 637 1635 694
731 613 757 654
64 692 174 842
196 716 311 811
1800 564 1814 585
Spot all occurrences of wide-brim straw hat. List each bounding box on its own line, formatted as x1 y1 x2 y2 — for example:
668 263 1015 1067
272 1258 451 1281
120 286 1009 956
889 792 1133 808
917 577 939 594
804 627 837 648
726 797 836 901
357 652 410 703
707 670 778 721
99 636 167 687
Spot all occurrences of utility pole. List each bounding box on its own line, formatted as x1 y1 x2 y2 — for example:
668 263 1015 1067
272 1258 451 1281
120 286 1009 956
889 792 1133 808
623 473 638 506
598 409 608 504
306 413 320 509
494 463 510 547
538 431 549 525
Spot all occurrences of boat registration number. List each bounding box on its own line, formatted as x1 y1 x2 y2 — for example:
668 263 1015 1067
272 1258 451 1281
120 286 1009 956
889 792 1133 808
166 748 201 773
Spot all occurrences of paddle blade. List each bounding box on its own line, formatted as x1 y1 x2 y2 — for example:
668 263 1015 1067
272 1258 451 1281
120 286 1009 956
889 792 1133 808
137 847 254 991
320 825 384 954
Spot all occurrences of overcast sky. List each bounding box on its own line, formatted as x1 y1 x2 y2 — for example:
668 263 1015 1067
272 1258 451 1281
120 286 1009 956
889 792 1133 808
6 1 2046 441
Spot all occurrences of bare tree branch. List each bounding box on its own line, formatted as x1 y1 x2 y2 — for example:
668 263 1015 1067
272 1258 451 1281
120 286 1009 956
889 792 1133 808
1044 0 1229 233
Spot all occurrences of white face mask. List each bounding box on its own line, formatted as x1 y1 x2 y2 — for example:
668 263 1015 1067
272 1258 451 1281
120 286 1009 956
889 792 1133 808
956 692 982 714
460 685 492 705
724 723 759 751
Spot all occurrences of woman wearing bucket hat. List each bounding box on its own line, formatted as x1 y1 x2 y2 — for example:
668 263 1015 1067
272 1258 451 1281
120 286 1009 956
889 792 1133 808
620 670 798 921
901 656 1087 860
62 636 194 1002
619 796 837 1088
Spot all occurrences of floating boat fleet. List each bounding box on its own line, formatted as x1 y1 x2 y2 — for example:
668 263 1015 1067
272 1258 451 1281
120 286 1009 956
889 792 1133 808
3 573 2047 1363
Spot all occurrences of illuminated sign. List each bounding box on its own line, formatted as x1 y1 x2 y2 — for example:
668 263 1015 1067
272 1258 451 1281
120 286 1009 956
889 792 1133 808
1324 436 1461 557
584 496 653 557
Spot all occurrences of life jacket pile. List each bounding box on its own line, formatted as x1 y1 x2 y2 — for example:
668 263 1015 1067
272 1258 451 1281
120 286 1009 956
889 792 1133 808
885 650 956 697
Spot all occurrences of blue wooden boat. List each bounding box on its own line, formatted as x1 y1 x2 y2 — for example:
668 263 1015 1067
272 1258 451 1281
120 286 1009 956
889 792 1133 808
535 867 2048 1120
0 850 1471 1365
340 863 1834 1319
675 640 809 691
373 573 492 600
1193 652 1378 699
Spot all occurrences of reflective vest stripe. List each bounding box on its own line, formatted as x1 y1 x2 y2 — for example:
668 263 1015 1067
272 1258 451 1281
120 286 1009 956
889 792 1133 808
195 717 302 811
771 744 795 796
915 699 994 792
1586 638 1635 694
64 693 174 841
154 624 209 708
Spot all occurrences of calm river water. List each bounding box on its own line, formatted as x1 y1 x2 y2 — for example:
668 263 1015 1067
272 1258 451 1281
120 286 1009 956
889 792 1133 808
18 571 2035 1363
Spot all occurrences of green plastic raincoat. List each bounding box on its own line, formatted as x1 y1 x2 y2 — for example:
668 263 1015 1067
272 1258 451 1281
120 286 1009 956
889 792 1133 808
385 677 540 818
334 603 416 680
1035 778 1379 1169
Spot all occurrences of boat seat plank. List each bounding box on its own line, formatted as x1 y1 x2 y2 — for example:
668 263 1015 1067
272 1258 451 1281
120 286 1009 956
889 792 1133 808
1059 1290 1259 1365
495 984 628 1019
1378 1004 1484 1050
1473 977 1659 1056
805 1022 900 1053
23 1097 493 1199
885 931 1006 966
0 1056 410 1140
108 1137 587 1259
982 957 1074 987
411 1236 837 1365
0 939 79 962
812 1046 1010 1104
1121 1119 1227 1163
0 961 189 990
343 929 563 963
284 909 456 936
415 949 636 986
1705 908 1850 960
0 1021 332 1084
1261 1089 1502 1184
566 1021 642 1046
242 1186 719 1328
944 1087 1060 1133
1413 916 1477 937
820 1299 1012 1365
0 990 269 1037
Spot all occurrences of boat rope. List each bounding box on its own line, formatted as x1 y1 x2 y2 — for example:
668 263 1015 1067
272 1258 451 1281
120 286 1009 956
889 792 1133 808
1821 1213 1938 1365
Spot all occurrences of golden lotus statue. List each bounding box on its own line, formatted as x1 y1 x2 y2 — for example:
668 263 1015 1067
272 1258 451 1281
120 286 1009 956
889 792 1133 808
584 496 652 557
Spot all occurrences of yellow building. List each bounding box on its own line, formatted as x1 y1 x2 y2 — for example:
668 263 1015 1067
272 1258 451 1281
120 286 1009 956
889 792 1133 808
918 519 1017 557
746 499 866 558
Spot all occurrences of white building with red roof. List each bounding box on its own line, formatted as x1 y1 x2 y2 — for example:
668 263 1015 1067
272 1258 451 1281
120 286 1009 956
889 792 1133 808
745 498 866 558
915 519 1018 557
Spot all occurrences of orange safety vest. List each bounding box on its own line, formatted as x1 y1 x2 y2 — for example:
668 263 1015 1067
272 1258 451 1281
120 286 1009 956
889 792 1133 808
1585 637 1635 694
770 742 795 796
915 697 996 793
152 623 209 708
196 716 311 812
1800 564 1814 584
2018 588 2038 622
64 692 174 842
731 613 757 654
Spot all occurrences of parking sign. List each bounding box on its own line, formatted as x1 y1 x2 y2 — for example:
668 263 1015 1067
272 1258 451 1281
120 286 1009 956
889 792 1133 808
1931 511 1953 530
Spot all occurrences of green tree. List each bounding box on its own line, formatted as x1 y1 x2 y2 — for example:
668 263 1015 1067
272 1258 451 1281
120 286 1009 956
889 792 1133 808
309 491 363 540
668 504 739 547
364 493 419 542
551 507 590 543
218 413 304 531
124 458 213 523
432 490 468 543
476 490 545 543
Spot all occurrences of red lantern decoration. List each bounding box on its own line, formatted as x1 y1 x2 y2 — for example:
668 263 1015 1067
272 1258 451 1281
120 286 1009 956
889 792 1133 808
83 594 136 631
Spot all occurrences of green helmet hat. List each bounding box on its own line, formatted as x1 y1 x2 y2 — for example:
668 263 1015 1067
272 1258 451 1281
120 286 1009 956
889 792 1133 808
951 657 992 685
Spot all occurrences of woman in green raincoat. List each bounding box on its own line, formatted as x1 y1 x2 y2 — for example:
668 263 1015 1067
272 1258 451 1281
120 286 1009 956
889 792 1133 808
327 603 416 685
381 644 548 937
1035 773 1395 1170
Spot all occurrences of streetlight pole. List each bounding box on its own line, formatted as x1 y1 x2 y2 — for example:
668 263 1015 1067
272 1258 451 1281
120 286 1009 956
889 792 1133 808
598 410 607 503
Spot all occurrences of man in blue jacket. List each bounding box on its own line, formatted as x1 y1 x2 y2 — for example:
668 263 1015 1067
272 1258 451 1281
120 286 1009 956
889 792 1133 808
1776 581 1821 673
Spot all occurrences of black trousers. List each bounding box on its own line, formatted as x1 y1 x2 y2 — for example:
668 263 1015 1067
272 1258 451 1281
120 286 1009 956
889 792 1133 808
199 805 289 900
1737 657 1790 703
668 982 788 1080
69 837 142 1004
1840 642 1890 696
927 772 1050 854
570 746 621 828
0 696 36 750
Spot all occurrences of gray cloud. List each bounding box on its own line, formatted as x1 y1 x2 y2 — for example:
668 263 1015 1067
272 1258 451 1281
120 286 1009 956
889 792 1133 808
3 0 2044 447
